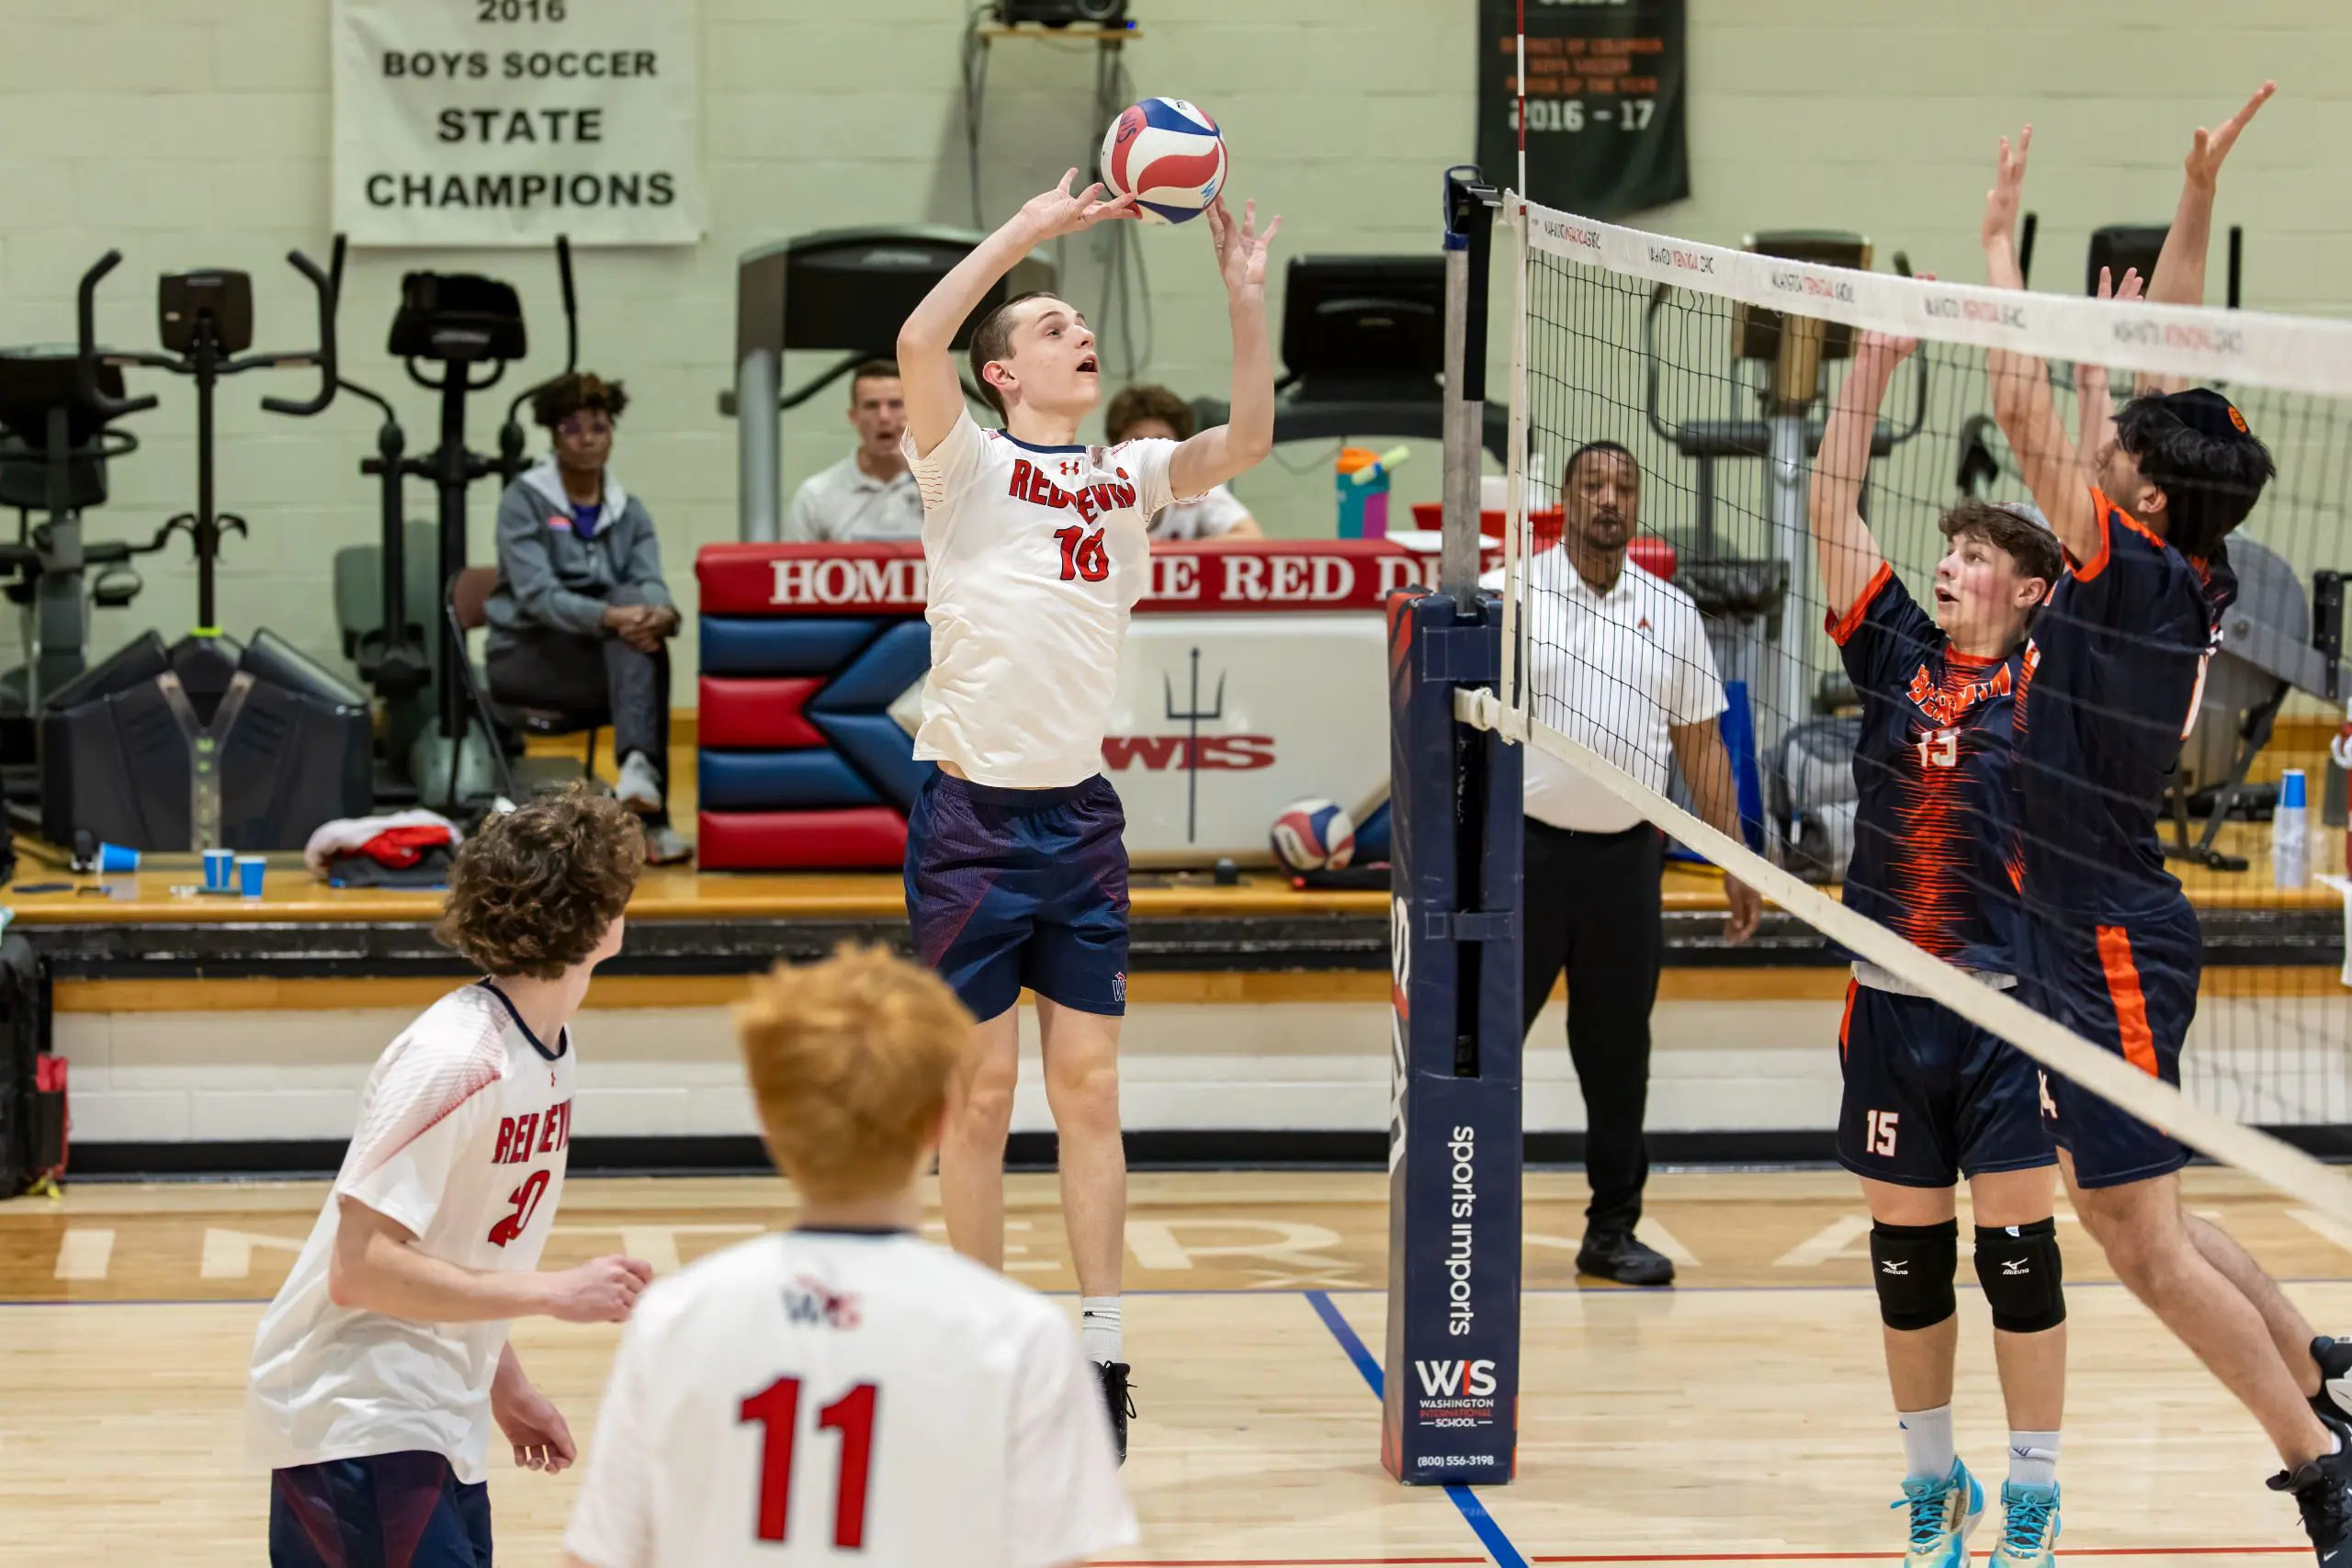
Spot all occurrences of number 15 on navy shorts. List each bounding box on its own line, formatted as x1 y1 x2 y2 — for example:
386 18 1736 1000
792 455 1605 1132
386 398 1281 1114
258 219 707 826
904 771 1131 1022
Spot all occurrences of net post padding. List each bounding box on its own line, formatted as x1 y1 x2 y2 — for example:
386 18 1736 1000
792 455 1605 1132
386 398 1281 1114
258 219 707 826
1456 686 2352 1224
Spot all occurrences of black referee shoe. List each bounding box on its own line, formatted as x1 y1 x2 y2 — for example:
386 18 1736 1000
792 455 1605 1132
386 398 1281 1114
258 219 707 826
1576 1228 1675 1287
1097 1360 1135 1465
2312 1337 2352 1426
2267 1416 2352 1564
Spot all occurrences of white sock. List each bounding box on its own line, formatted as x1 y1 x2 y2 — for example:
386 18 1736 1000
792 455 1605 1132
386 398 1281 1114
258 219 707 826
2007 1429 2060 1490
1898 1404 1957 1483
1080 1297 1123 1365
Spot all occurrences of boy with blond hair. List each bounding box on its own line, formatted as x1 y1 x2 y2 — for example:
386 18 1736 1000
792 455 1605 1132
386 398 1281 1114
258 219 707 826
562 945 1136 1568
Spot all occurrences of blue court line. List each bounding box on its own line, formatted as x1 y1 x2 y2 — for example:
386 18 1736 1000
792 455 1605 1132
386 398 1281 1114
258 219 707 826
1306 1290 1531 1568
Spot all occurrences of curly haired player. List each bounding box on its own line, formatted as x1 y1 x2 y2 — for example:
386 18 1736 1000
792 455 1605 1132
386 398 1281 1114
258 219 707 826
247 786 653 1568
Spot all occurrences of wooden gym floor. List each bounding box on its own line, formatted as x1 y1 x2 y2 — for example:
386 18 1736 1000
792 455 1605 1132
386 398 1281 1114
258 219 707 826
6 1167 2350 1564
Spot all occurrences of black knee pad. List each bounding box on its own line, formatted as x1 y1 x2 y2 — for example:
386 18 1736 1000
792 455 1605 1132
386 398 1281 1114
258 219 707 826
1871 1219 1959 1331
1974 1218 2065 1333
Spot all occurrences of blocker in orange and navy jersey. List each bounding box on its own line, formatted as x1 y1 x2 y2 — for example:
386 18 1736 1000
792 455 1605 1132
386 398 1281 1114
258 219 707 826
1826 562 2025 976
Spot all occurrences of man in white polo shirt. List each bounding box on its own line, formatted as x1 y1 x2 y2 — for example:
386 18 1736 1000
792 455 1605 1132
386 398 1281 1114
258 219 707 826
782 359 926 542
1496 439 1761 1287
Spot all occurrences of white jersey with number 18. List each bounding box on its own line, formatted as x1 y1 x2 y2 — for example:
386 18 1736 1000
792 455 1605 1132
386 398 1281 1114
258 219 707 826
903 411 1190 790
564 1229 1136 1568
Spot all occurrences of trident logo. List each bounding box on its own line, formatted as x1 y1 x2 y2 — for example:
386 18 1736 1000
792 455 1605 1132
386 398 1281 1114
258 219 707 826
1162 647 1225 842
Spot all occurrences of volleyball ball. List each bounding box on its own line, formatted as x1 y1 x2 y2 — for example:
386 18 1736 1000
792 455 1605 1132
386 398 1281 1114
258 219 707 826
1271 798 1356 874
1100 97 1227 224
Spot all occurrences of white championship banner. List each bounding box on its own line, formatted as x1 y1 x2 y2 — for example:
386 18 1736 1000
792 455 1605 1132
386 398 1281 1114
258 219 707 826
334 0 703 247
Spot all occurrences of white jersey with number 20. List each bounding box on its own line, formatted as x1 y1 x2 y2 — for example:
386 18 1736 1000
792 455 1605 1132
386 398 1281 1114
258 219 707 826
246 980 577 1483
564 1230 1135 1568
903 412 1188 790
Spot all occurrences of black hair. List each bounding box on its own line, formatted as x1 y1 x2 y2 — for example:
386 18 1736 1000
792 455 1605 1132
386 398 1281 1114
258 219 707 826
2112 391 2275 558
1564 440 1636 488
531 372 628 431
967 291 1062 420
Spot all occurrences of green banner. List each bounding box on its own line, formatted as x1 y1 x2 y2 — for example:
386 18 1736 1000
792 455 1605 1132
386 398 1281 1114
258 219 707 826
1477 0 1688 219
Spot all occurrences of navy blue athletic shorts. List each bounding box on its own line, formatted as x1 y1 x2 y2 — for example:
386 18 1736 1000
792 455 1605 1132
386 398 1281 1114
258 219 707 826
1837 977 2055 1188
269 1451 492 1568
904 771 1130 1022
2016 899 2200 1189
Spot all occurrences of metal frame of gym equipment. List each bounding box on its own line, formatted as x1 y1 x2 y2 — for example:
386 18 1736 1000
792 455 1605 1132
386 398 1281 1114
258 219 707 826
1640 233 1929 839
55 246 366 852
334 238 579 810
723 228 1057 542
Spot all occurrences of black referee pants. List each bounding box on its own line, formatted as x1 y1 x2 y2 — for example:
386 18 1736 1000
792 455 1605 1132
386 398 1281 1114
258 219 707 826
1521 818 1665 1234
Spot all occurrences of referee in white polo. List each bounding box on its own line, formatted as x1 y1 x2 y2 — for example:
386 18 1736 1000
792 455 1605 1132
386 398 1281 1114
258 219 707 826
1490 440 1761 1286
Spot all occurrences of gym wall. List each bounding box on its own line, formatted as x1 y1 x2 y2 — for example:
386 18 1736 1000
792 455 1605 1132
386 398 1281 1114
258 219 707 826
0 0 2342 685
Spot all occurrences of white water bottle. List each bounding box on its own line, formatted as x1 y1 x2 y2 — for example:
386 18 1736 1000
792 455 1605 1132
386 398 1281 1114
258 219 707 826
2273 768 2311 888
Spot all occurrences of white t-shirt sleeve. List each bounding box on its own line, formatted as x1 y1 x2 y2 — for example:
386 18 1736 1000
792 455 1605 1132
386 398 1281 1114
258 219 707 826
1662 594 1729 728
1115 436 1190 515
562 1309 658 1568
902 411 989 514
1002 1311 1137 1568
781 476 828 542
1190 482 1252 536
334 1019 505 1239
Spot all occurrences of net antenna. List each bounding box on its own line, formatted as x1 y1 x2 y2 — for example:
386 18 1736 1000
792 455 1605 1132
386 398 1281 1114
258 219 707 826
1476 196 2352 1221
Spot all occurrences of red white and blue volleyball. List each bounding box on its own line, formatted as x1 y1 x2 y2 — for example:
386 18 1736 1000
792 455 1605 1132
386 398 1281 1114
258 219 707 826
1101 97 1227 224
1271 798 1355 874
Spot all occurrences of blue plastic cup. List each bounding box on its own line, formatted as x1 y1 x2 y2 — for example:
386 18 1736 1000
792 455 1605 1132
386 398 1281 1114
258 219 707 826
96 842 139 874
203 848 233 890
2281 768 2308 810
235 854 266 898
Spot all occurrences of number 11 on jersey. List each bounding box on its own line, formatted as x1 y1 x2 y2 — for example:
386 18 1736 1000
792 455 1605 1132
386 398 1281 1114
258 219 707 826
741 1377 879 1549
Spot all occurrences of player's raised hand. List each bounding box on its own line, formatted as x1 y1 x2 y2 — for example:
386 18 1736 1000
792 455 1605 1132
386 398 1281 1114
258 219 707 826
546 1254 654 1323
492 1375 579 1474
1982 126 2031 253
2186 80 2275 186
1205 197 1283 301
2097 264 2144 305
1018 169 1138 241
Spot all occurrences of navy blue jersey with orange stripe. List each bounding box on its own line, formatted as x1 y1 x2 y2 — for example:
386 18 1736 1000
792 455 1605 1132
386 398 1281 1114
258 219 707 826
2013 488 2237 917
1827 564 2024 975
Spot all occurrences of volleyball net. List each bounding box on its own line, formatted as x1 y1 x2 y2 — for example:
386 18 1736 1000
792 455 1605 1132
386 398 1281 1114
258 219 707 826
1470 194 2352 1215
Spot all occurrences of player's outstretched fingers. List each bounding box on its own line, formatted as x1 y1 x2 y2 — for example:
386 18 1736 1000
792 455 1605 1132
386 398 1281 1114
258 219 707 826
619 1256 656 1285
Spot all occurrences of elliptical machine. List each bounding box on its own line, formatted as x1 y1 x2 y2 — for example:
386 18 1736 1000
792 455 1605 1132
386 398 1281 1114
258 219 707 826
43 248 372 852
334 238 578 809
0 349 155 767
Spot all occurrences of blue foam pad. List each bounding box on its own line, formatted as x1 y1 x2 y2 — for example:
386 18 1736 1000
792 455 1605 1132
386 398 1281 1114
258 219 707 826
698 748 882 811
699 616 877 677
808 619 931 714
1352 801 1392 864
810 710 935 812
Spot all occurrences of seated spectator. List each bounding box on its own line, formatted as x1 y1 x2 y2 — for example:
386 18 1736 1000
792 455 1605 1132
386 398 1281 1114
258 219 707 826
783 359 925 541
485 372 690 865
1107 384 1263 541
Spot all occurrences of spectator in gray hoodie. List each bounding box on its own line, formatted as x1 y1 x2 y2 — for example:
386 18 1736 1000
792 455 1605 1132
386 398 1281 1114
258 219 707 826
486 372 689 863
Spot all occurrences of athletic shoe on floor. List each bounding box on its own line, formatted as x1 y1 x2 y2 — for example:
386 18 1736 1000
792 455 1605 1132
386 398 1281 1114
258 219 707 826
1576 1228 1674 1286
1097 1360 1134 1466
1894 1459 1984 1568
641 823 692 865
2270 1419 2352 1566
2312 1337 2352 1425
615 750 662 815
1988 1481 2059 1568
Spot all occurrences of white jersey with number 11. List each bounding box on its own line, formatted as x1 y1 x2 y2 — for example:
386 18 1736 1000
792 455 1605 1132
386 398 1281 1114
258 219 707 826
563 1229 1136 1568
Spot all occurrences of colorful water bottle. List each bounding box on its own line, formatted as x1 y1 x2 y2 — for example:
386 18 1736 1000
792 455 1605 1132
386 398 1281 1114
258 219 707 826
1334 445 1411 537
2273 768 2311 888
